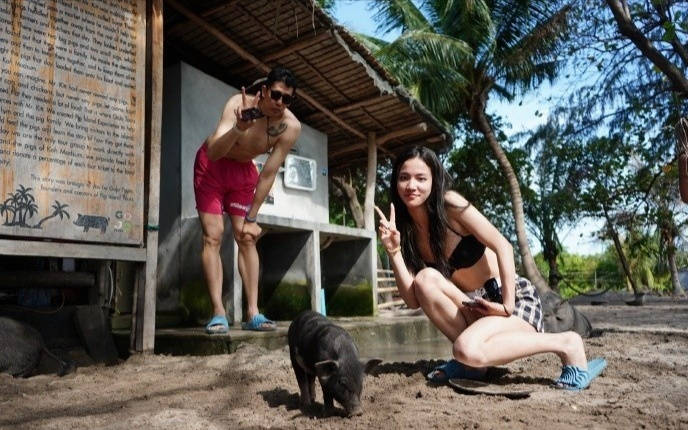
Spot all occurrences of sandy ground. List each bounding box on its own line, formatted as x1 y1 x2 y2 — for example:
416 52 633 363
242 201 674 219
1 296 688 429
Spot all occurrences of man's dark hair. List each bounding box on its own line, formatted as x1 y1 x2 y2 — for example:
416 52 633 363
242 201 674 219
266 66 297 91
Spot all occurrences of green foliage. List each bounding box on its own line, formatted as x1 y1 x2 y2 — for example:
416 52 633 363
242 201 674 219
520 116 586 287
362 0 572 124
447 121 530 240
326 281 374 316
264 281 311 321
535 250 625 299
314 0 336 15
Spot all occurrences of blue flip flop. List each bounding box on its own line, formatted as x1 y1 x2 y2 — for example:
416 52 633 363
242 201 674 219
553 358 607 391
427 359 487 383
205 315 229 334
241 313 276 331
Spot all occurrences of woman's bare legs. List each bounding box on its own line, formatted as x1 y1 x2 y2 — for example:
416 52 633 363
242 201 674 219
412 268 589 371
454 316 588 369
412 268 485 378
412 268 476 341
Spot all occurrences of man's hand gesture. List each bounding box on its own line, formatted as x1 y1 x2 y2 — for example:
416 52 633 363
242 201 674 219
374 203 401 253
233 85 264 131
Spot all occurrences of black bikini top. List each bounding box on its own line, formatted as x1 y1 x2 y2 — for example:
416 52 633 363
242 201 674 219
424 225 486 271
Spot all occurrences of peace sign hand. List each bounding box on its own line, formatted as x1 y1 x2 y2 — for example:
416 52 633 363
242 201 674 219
233 85 264 131
374 203 401 252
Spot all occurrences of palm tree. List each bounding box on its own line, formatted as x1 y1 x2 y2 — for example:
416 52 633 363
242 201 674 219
34 200 71 229
4 195 19 226
0 200 9 225
12 185 35 226
357 0 571 293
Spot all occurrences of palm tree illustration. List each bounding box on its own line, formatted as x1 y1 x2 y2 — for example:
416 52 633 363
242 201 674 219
13 185 37 227
34 200 71 229
0 200 14 225
3 194 19 226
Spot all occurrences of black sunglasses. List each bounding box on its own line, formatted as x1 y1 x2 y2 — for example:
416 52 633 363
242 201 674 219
269 89 295 105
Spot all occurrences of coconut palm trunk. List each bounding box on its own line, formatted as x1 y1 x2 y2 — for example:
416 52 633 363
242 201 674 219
471 100 550 294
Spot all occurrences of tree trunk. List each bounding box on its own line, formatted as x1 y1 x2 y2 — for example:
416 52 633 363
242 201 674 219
603 211 640 297
667 239 682 296
472 108 550 294
606 0 688 96
546 253 561 292
332 175 365 228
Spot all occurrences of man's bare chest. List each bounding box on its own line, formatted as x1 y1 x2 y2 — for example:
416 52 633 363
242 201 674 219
229 120 287 159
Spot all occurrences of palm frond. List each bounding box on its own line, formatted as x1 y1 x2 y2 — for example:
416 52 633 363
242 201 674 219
376 30 473 71
490 82 515 102
351 32 390 53
437 0 494 50
370 0 433 34
495 5 570 73
493 4 570 93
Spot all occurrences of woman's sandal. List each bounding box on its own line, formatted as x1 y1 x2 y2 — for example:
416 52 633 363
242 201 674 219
426 359 487 383
553 358 607 391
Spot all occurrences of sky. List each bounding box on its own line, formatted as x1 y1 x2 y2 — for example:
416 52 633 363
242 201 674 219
332 1 607 255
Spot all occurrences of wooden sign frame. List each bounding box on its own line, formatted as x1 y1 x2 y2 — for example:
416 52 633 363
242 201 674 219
0 0 162 353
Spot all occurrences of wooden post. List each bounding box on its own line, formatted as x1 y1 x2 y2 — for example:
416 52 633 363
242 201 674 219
131 0 163 353
363 132 377 230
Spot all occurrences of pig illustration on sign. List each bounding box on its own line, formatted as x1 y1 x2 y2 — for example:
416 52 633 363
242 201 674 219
288 310 381 417
73 214 109 233
0 317 76 377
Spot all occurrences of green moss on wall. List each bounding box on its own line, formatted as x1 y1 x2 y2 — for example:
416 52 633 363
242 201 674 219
326 281 373 316
264 281 311 321
179 280 213 325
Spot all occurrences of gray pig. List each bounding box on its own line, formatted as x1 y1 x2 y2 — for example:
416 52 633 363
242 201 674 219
0 317 75 377
73 214 109 233
288 310 381 416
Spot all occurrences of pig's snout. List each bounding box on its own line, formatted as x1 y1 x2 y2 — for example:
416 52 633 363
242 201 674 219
346 404 363 417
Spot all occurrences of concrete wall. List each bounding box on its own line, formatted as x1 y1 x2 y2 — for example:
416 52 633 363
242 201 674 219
156 62 375 322
157 62 329 313
177 62 328 222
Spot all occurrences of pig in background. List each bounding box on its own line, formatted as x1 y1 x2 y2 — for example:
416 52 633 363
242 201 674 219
0 317 76 377
288 310 381 417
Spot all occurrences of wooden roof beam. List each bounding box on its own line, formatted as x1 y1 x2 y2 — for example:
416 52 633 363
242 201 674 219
301 94 389 122
164 0 365 139
166 1 240 38
234 31 333 74
333 95 388 113
330 122 428 158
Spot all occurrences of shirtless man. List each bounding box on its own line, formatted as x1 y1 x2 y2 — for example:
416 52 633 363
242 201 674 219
194 67 301 333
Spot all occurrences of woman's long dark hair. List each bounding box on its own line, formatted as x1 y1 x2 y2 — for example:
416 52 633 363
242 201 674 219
390 146 453 276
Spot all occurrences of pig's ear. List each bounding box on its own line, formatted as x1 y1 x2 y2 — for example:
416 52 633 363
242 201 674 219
314 360 339 379
361 358 382 374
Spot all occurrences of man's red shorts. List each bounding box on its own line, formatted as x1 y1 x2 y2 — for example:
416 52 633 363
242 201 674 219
193 143 259 216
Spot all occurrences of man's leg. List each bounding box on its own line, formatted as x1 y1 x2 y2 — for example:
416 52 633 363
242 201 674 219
198 211 226 319
229 215 273 329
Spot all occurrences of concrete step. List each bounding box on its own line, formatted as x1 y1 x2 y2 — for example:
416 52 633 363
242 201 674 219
113 312 444 357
